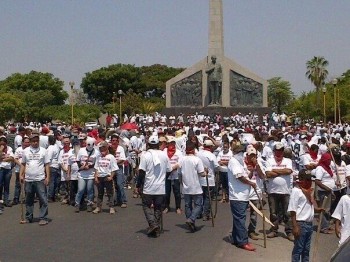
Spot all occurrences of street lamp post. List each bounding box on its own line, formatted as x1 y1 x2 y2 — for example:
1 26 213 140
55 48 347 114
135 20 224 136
113 92 116 114
332 78 338 124
118 89 123 121
69 81 75 125
322 86 326 124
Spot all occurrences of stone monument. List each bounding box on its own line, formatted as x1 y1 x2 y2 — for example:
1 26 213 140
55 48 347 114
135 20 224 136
165 0 268 114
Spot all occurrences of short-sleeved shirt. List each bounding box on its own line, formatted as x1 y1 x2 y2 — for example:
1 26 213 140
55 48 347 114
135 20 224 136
21 146 50 182
217 150 233 172
287 187 314 222
265 157 293 194
163 149 183 180
139 149 172 195
179 155 205 195
94 154 118 177
227 157 250 201
0 146 14 170
315 166 336 191
332 195 350 245
197 149 219 187
77 148 99 179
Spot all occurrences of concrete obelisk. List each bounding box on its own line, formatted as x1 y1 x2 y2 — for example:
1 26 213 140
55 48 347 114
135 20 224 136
208 0 224 61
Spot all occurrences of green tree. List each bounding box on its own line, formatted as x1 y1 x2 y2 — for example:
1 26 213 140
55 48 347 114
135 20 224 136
305 56 329 110
267 77 294 113
0 92 25 124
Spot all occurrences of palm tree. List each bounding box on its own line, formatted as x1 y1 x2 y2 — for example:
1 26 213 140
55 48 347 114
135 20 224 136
305 56 329 110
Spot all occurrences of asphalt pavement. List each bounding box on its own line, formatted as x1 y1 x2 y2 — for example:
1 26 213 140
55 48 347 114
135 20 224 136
0 187 339 262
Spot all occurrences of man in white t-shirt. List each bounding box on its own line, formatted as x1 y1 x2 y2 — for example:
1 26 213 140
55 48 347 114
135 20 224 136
179 141 205 233
20 132 50 225
227 146 257 251
137 135 172 238
197 140 219 221
265 142 294 241
332 194 350 246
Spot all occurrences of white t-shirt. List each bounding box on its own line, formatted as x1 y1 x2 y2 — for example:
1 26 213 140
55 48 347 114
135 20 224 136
299 154 319 171
39 135 49 149
77 148 99 179
14 146 25 172
227 157 250 201
332 195 350 245
0 146 14 170
58 149 71 181
217 150 233 172
14 135 23 149
21 146 50 182
139 149 172 195
265 157 293 194
331 161 348 190
94 154 118 177
315 166 336 191
287 187 314 222
179 155 205 195
47 144 60 169
68 151 79 180
163 149 183 180
197 149 219 187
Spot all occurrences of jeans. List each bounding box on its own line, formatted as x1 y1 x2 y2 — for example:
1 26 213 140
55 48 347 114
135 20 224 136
248 199 258 234
292 221 313 262
230 200 249 246
69 180 78 205
13 172 21 201
48 167 61 200
0 168 12 203
165 179 181 210
142 194 164 228
75 178 94 207
184 194 203 223
25 180 48 221
317 190 331 231
202 186 215 217
96 177 114 208
268 193 292 234
219 172 229 196
114 168 127 204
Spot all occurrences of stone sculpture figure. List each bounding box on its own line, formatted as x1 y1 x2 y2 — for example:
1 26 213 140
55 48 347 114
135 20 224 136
205 55 222 105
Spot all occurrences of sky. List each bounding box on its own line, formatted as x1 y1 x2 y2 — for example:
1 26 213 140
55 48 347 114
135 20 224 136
1 0 350 95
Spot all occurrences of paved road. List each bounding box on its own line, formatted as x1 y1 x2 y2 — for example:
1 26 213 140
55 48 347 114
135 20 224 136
0 188 339 262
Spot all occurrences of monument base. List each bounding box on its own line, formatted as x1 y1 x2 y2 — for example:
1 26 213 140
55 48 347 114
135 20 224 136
162 106 271 118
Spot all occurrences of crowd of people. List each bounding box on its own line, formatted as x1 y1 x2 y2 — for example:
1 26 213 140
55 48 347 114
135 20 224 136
0 111 350 260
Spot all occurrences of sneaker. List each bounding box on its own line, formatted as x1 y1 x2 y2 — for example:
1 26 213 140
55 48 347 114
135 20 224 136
267 231 277 238
110 208 115 214
121 203 127 208
5 201 12 207
87 205 93 212
186 219 196 233
0 209 3 215
147 225 159 236
61 199 68 205
203 215 211 221
176 208 182 215
74 205 80 213
39 220 48 226
287 233 294 241
163 208 169 214
92 207 101 214
249 232 259 240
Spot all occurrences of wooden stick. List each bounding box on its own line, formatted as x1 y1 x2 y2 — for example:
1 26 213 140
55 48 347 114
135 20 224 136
20 181 26 224
206 174 215 227
249 201 274 227
312 196 329 262
253 187 267 248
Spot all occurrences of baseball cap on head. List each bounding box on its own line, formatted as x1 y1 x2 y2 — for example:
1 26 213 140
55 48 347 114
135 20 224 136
274 142 284 151
148 135 159 145
203 140 214 146
30 132 39 139
246 146 257 156
98 141 109 148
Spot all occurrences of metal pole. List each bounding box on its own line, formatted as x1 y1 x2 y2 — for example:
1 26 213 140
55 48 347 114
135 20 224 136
119 96 122 121
323 91 326 123
334 87 336 123
338 87 341 124
69 81 75 125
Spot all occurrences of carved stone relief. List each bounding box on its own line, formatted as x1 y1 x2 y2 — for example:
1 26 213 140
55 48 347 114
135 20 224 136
230 71 263 107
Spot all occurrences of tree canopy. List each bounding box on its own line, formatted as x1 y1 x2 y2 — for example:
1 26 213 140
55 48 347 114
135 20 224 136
267 77 294 113
81 64 183 104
